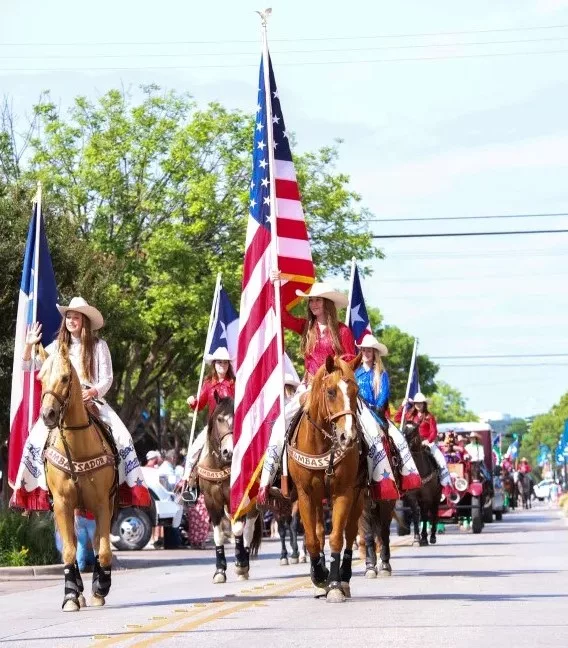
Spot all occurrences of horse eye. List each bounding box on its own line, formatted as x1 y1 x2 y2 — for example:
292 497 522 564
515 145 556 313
61 376 69 384
327 388 336 398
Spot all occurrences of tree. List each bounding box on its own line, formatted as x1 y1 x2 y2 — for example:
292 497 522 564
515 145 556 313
0 87 381 447
428 381 478 424
520 393 568 468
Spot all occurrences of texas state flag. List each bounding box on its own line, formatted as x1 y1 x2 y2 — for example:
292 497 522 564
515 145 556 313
208 287 239 364
8 201 60 486
347 261 372 344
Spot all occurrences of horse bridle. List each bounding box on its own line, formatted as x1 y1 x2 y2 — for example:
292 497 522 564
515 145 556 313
210 416 233 460
41 366 91 431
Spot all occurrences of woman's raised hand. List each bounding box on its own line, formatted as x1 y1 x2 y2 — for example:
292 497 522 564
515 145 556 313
25 322 43 346
187 395 196 408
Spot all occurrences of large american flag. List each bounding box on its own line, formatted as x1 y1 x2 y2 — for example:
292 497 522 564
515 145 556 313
230 54 315 518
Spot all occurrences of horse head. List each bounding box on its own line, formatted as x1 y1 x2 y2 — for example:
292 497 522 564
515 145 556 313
208 397 234 466
38 346 75 429
402 421 421 451
308 355 359 452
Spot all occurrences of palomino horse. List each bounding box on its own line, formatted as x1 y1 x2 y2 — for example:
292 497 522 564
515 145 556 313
197 397 262 583
358 498 397 578
39 346 118 611
287 356 365 603
403 422 442 546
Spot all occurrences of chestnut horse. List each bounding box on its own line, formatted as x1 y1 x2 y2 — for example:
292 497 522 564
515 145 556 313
197 397 262 583
287 356 365 603
39 346 118 611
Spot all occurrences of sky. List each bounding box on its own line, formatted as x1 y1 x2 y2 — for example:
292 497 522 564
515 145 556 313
1 0 567 418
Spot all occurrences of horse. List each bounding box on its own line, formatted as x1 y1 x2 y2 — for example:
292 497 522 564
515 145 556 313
403 422 442 546
358 498 397 578
517 472 533 509
197 396 262 583
275 489 307 566
287 355 366 603
39 345 118 612
502 471 517 510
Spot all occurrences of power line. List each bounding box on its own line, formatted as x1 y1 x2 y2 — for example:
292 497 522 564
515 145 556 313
3 36 568 60
1 23 567 47
386 247 568 259
2 48 568 73
438 362 568 367
372 229 568 239
378 270 568 283
431 353 568 359
368 212 568 224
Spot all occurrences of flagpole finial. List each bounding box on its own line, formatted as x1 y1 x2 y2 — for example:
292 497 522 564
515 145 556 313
256 7 272 26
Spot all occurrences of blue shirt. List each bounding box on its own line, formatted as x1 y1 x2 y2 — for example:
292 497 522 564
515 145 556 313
355 365 390 410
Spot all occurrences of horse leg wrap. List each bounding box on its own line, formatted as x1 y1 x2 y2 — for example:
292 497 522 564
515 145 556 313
62 563 80 607
234 536 250 570
310 553 329 587
215 545 227 571
365 534 377 568
328 552 342 590
380 543 390 564
340 549 353 583
92 558 112 598
74 561 84 593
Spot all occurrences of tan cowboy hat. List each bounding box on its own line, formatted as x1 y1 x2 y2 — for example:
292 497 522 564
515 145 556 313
356 333 388 357
295 282 348 308
470 431 482 440
413 392 427 403
284 373 300 388
206 347 233 363
56 297 104 331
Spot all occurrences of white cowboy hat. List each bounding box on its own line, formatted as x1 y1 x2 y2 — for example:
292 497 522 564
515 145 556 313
413 392 427 403
284 373 300 388
146 450 161 461
56 297 104 331
206 347 233 363
356 333 388 357
469 431 482 441
295 282 348 308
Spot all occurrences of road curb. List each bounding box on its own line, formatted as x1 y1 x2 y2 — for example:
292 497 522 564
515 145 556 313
0 554 124 578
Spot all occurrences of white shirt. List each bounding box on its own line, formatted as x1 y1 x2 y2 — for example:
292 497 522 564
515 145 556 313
24 337 114 399
465 442 485 463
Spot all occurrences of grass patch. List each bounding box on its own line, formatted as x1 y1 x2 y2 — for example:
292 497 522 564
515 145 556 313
0 509 60 567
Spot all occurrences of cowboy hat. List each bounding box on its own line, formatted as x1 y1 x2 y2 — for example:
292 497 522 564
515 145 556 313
284 373 300 388
206 347 233 363
295 282 348 308
356 333 388 357
469 431 482 440
146 450 161 461
56 297 104 331
413 392 427 403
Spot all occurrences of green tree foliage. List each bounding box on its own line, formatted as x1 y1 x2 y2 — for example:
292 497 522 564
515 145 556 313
520 393 568 467
428 381 478 424
0 87 380 446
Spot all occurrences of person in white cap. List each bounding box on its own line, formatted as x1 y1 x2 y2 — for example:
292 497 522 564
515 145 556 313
354 334 421 497
258 278 356 505
182 346 235 495
394 392 453 495
12 297 151 511
145 450 163 468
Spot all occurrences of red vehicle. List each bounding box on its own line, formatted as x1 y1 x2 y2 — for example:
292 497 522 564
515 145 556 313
437 422 495 534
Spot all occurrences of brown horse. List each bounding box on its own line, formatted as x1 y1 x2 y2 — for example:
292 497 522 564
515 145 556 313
287 356 365 603
39 346 118 611
197 397 262 583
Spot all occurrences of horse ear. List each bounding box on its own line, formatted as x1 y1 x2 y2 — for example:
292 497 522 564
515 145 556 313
348 352 361 371
37 343 48 363
325 355 335 374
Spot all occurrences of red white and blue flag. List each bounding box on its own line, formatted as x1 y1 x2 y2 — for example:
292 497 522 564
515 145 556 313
8 201 60 486
208 287 239 362
230 53 315 517
347 261 372 344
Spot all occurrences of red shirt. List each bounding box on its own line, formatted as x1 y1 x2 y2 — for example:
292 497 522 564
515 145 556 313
394 407 438 443
281 310 356 377
191 378 235 418
519 462 532 474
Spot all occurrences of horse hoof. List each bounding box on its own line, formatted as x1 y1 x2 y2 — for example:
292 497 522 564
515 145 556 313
62 599 80 612
235 565 249 576
213 571 227 584
326 587 346 603
313 586 328 599
237 573 249 581
78 594 87 608
365 568 377 579
341 582 351 598
412 537 421 546
280 557 289 566
300 556 307 564
290 557 299 565
378 563 392 577
419 538 429 547
90 595 106 607
429 536 437 545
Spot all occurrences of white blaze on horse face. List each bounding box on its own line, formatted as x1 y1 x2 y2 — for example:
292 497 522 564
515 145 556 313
338 379 354 441
220 415 234 457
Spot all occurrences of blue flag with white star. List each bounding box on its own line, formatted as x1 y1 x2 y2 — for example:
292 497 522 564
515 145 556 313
347 262 372 344
208 287 239 362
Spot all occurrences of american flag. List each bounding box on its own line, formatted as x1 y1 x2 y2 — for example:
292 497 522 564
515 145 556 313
230 54 315 518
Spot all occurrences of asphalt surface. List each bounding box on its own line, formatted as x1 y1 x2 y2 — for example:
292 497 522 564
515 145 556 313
0 505 566 648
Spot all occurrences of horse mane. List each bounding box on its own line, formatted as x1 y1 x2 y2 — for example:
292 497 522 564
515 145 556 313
306 356 356 421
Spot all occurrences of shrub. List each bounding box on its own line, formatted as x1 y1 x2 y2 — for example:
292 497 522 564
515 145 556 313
0 510 60 567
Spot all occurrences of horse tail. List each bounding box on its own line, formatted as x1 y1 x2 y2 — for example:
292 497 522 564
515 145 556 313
250 514 263 557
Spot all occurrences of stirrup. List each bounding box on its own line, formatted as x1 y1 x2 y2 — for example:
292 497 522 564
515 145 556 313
181 487 199 505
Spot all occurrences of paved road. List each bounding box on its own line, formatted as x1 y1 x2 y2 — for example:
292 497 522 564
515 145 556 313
1 505 567 648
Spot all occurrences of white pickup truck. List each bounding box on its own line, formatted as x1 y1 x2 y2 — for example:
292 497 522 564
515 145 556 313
110 467 184 550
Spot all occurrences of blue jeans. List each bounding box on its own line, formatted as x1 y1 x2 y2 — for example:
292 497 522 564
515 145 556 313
55 515 96 570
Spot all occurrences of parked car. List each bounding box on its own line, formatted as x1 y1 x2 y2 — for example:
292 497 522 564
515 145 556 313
533 479 555 501
111 466 183 550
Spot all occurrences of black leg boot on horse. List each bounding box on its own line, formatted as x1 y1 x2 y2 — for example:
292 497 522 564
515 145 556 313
91 556 112 607
214 545 228 584
62 563 83 612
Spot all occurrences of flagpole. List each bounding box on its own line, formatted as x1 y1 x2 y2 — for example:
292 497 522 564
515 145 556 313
186 272 222 452
259 8 289 496
27 182 42 433
404 337 418 402
345 257 356 326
